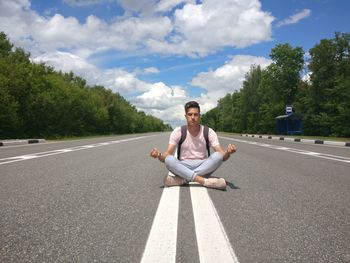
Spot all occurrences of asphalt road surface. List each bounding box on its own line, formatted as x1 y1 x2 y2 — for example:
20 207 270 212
1 133 349 262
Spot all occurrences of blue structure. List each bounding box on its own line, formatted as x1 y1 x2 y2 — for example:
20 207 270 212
275 106 302 135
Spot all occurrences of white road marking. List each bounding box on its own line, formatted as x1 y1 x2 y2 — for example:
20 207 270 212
0 136 154 165
142 183 240 263
220 137 350 164
190 184 239 263
141 186 180 263
141 153 180 262
142 149 239 262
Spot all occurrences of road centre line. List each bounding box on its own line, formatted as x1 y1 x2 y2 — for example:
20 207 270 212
220 137 350 164
142 147 239 263
141 185 239 263
141 153 180 262
140 186 180 263
0 136 154 165
190 183 239 263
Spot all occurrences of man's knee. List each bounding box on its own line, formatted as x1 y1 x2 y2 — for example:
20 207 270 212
165 155 177 169
211 151 224 164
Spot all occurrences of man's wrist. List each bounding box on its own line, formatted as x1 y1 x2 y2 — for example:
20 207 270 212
158 152 162 161
224 150 230 160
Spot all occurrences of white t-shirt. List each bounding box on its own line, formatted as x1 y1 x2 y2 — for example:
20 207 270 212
169 125 220 160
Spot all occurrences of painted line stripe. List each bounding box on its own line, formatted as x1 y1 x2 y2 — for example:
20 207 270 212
0 136 155 165
190 184 239 263
220 137 350 164
141 150 179 262
142 150 239 262
141 186 179 263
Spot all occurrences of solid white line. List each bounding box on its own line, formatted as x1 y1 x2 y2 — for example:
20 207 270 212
220 137 350 164
190 184 239 263
0 135 154 165
141 186 179 263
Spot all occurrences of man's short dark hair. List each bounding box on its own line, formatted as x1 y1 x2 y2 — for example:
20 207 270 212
184 101 200 113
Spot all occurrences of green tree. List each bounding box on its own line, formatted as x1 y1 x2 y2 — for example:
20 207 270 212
0 32 13 57
231 91 243 133
217 94 234 132
258 44 304 134
0 86 19 138
240 65 263 133
300 32 350 136
0 32 170 138
270 44 305 104
201 107 220 131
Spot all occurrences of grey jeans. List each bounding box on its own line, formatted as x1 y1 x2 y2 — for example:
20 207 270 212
165 152 224 181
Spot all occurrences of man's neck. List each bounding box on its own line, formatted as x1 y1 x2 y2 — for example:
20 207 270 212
187 123 201 135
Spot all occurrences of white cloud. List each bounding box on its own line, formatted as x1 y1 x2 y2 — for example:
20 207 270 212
277 9 311 27
155 0 195 13
32 53 272 127
0 0 172 58
0 0 277 127
62 0 106 6
111 16 172 49
0 0 37 48
191 55 271 100
132 56 273 125
133 83 187 109
31 49 186 126
33 51 95 73
147 0 274 57
117 0 194 16
0 0 274 58
30 48 214 127
131 83 189 124
0 0 30 15
33 51 151 95
143 67 160 74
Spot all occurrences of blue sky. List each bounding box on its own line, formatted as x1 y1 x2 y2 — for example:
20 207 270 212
0 0 348 127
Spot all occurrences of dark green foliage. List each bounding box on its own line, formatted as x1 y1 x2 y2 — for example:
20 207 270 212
201 107 220 131
299 32 350 137
202 32 350 138
0 32 170 139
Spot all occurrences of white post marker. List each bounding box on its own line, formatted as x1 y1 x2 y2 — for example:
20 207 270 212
190 184 239 263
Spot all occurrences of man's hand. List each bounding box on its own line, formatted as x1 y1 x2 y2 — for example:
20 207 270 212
226 143 237 154
222 143 236 161
150 148 161 158
150 144 176 163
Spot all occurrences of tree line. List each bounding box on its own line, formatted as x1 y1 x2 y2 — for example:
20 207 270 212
201 32 350 138
0 32 171 139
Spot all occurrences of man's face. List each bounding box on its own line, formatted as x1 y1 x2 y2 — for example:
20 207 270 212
185 107 200 126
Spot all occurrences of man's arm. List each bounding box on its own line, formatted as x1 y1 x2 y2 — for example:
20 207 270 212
150 144 177 163
212 143 237 161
